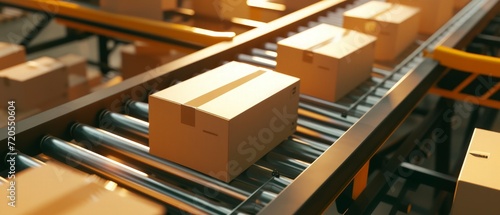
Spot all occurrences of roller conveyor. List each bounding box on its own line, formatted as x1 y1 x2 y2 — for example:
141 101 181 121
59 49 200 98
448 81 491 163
1 0 499 214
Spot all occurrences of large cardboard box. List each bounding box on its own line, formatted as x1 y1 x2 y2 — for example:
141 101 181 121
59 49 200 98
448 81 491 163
452 128 500 215
100 0 163 20
0 42 25 70
121 44 186 79
0 162 164 214
276 24 376 102
343 1 420 61
149 61 300 182
388 0 453 35
0 57 68 110
58 53 87 77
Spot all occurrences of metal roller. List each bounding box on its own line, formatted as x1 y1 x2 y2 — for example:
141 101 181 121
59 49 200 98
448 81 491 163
13 152 44 171
40 136 232 215
99 110 149 138
70 123 250 202
125 100 150 120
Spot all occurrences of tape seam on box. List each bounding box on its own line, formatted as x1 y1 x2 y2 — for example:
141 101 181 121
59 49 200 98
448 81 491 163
181 69 266 127
303 30 350 63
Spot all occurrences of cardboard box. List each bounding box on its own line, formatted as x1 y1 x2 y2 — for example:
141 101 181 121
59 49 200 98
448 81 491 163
0 42 25 70
149 61 300 182
388 0 453 34
121 44 186 79
452 128 500 215
134 41 173 56
277 24 376 102
343 1 420 61
58 53 87 77
455 0 471 10
0 57 68 111
87 69 102 88
100 0 163 20
0 162 164 214
68 74 90 100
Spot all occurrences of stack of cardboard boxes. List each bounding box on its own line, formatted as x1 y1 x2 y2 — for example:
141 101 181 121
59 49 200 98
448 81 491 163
0 57 68 111
0 43 102 125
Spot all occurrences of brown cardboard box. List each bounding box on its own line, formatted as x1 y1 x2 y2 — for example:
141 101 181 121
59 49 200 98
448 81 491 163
0 57 68 111
388 0 453 35
0 162 164 214
134 41 172 56
149 61 300 182
121 44 186 79
343 1 420 61
68 74 90 100
277 24 376 102
0 42 25 70
455 0 471 10
451 129 500 215
100 0 163 20
58 53 87 77
87 69 102 88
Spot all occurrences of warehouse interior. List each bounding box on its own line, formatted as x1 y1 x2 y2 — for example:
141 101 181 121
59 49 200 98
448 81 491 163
0 0 499 214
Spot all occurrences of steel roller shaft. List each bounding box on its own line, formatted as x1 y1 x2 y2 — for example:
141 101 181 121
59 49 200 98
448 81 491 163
40 136 233 215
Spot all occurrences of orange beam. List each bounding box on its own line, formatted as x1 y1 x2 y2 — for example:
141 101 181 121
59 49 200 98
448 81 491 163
0 0 235 47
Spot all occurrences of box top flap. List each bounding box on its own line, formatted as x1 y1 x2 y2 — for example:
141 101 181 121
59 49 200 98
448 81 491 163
0 57 64 81
459 128 500 190
151 61 299 120
278 24 376 58
343 1 420 24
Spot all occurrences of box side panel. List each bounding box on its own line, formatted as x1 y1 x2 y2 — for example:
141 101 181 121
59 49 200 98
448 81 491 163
452 181 500 215
336 39 375 100
227 79 300 181
149 95 229 181
277 36 337 101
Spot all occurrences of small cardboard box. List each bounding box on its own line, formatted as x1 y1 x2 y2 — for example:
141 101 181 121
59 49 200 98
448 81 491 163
452 128 500 215
0 57 68 110
388 0 453 35
343 1 420 61
87 69 102 88
58 53 87 77
0 42 25 70
68 74 90 100
100 0 163 20
149 61 300 182
276 24 376 102
0 162 164 214
121 44 186 79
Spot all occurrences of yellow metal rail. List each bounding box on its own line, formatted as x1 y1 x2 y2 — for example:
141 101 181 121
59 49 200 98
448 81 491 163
430 45 500 109
0 0 235 47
